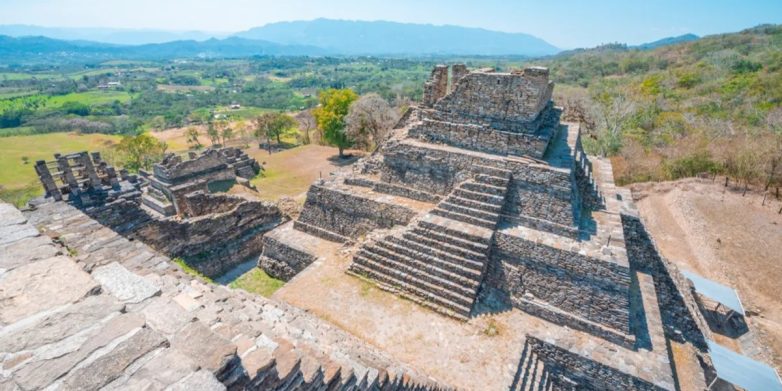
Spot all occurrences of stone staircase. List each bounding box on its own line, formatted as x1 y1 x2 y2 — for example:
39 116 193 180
349 165 512 320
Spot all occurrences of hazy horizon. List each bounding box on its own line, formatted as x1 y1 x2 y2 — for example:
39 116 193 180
1 0 781 49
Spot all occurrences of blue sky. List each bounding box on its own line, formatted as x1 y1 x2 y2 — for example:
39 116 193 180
1 0 780 48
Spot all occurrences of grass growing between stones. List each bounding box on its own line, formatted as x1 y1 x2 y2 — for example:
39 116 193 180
173 257 214 284
229 268 285 297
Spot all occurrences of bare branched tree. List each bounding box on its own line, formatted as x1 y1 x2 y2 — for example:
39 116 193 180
345 94 399 152
295 109 316 145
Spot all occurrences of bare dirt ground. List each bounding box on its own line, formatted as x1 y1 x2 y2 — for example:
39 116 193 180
631 178 782 371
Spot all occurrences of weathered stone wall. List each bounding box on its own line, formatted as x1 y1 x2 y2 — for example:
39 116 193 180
153 150 230 184
380 140 503 195
135 198 282 277
181 191 244 217
486 231 631 335
408 118 550 159
621 213 710 350
422 65 448 107
526 337 666 391
503 180 576 229
258 233 316 281
344 176 441 203
297 182 418 240
433 67 554 133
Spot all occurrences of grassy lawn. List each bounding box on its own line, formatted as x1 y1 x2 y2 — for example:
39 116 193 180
229 268 285 297
0 132 121 206
47 91 135 106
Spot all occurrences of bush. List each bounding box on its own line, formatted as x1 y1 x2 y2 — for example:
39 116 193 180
663 152 719 180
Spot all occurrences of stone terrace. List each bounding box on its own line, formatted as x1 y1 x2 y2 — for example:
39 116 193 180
0 201 449 390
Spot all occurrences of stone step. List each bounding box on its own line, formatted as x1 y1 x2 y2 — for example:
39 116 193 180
362 244 481 292
473 164 512 178
349 261 473 318
411 226 489 254
386 236 485 272
376 239 483 280
293 220 350 244
454 188 505 206
438 201 500 223
475 173 510 187
461 181 506 196
354 252 477 305
444 195 503 214
430 208 498 230
401 231 487 261
418 217 493 245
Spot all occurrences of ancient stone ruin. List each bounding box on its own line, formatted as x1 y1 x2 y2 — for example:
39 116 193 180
257 65 722 389
3 65 767 390
32 147 279 278
141 147 261 217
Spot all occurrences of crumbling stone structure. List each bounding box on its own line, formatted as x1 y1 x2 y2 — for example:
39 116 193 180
34 151 140 206
258 65 715 389
32 147 279 278
141 147 261 217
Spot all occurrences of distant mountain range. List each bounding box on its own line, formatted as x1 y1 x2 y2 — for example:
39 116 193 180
635 33 699 50
234 19 559 56
0 19 703 63
0 35 326 63
0 25 228 45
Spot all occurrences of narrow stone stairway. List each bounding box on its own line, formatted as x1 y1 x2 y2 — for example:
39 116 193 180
348 165 512 320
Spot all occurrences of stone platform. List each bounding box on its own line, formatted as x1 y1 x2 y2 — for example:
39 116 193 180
0 201 448 390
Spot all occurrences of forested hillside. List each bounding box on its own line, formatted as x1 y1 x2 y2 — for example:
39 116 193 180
535 25 782 190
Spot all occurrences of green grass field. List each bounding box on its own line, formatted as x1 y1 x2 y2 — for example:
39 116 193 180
47 91 136 106
0 132 121 206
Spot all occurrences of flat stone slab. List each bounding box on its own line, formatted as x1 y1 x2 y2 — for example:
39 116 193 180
167 369 226 391
92 262 161 304
0 203 27 227
0 256 99 325
0 223 40 246
60 326 167 390
0 294 122 353
140 297 194 336
0 235 60 271
170 322 236 373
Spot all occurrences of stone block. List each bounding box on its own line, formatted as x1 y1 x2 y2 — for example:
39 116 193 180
92 262 161 304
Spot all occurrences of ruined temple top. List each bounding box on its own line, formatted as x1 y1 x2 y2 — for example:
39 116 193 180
422 64 554 134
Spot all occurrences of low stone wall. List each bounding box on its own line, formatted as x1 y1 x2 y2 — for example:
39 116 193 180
297 182 417 240
621 213 710 350
258 232 316 281
408 119 550 159
486 230 631 335
526 337 666 390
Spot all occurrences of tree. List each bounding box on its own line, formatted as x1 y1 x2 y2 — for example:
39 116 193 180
295 109 316 145
313 88 358 158
148 115 166 132
185 127 202 149
206 118 220 146
114 133 168 172
345 93 398 151
254 112 297 152
590 91 635 157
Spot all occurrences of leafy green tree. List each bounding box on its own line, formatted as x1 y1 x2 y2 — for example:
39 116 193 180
313 88 358 158
254 112 297 149
114 133 168 172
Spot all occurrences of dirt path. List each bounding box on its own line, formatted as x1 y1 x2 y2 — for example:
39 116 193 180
631 178 782 370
